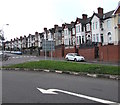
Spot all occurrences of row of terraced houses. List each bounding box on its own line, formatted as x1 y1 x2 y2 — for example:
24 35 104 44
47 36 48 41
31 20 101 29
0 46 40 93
5 3 120 62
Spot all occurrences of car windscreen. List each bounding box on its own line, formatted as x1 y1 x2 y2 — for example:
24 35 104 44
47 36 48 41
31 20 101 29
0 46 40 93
74 53 79 56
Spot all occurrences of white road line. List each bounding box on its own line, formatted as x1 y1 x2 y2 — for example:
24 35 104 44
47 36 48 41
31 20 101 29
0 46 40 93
37 88 119 105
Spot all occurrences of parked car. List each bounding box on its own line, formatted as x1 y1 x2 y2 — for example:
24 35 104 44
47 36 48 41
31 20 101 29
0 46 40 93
11 51 22 55
65 53 85 62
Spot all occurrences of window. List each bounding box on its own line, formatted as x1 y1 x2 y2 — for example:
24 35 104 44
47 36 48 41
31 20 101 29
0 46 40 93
100 23 103 28
72 28 75 35
93 34 95 42
82 36 84 43
76 25 80 33
87 24 90 31
64 30 68 35
107 20 111 28
96 22 98 29
108 32 112 43
68 30 70 35
93 22 95 30
77 36 79 44
79 36 81 44
69 38 71 45
101 34 103 43
96 34 99 42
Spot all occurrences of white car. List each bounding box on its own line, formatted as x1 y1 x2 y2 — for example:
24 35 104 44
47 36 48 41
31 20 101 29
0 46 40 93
65 53 85 62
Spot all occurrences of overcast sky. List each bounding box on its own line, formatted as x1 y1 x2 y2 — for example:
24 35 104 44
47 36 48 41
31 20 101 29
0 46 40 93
0 0 119 41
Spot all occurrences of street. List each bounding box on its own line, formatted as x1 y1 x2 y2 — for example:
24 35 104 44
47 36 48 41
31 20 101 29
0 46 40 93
1 53 65 67
2 70 119 104
1 53 119 67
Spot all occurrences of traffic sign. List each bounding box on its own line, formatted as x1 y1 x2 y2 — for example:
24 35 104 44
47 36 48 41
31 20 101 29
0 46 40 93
42 40 55 51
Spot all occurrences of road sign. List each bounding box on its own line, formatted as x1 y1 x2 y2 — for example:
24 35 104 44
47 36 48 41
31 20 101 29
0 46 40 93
42 40 55 51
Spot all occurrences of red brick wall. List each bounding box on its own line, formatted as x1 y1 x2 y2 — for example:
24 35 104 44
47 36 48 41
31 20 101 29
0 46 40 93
64 47 76 57
40 51 45 56
99 45 120 62
52 45 64 58
78 47 96 60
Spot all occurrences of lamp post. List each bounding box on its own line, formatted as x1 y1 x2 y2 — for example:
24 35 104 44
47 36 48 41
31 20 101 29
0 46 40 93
0 24 9 59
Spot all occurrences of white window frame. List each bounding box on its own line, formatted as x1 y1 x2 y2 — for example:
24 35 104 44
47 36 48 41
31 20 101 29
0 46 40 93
72 28 75 35
87 24 90 31
107 20 111 28
96 22 98 29
76 25 81 33
96 34 99 42
93 34 95 42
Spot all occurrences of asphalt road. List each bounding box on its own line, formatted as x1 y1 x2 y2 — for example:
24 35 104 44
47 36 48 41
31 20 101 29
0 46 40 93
1 53 65 67
1 53 119 67
2 70 119 104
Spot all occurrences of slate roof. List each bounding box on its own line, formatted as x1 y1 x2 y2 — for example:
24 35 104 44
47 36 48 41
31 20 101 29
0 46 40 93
91 10 115 21
57 27 62 32
85 17 92 24
49 28 55 33
103 10 115 20
64 23 72 30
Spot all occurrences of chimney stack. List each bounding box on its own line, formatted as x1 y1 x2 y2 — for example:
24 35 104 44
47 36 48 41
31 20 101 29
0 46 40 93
54 24 58 29
82 14 88 20
71 21 74 24
35 32 38 35
62 24 65 29
98 7 103 15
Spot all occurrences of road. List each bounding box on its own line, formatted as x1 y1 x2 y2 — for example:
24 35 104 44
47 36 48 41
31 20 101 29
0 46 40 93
1 53 119 67
2 70 119 104
1 53 65 67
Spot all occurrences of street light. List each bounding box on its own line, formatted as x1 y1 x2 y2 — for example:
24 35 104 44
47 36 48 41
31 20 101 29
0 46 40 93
0 24 9 59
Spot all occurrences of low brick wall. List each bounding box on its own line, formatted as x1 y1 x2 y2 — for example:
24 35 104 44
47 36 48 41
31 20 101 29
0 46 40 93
40 51 45 56
64 46 76 57
52 45 64 58
78 47 96 60
99 45 120 62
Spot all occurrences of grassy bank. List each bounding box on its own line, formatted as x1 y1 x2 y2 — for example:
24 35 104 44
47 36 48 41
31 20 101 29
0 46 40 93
3 60 119 75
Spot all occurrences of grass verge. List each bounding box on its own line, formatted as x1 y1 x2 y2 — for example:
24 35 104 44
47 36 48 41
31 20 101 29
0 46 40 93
3 60 119 75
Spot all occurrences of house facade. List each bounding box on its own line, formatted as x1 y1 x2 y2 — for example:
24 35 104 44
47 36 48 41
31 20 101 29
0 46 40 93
75 18 86 47
91 8 104 43
4 2 120 62
54 25 62 46
63 23 72 46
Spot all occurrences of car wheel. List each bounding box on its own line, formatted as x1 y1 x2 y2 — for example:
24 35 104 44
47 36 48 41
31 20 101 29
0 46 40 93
74 58 77 62
66 58 69 61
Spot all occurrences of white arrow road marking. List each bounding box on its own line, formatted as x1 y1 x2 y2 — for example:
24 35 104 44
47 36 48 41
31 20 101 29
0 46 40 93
37 88 58 94
37 87 119 105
